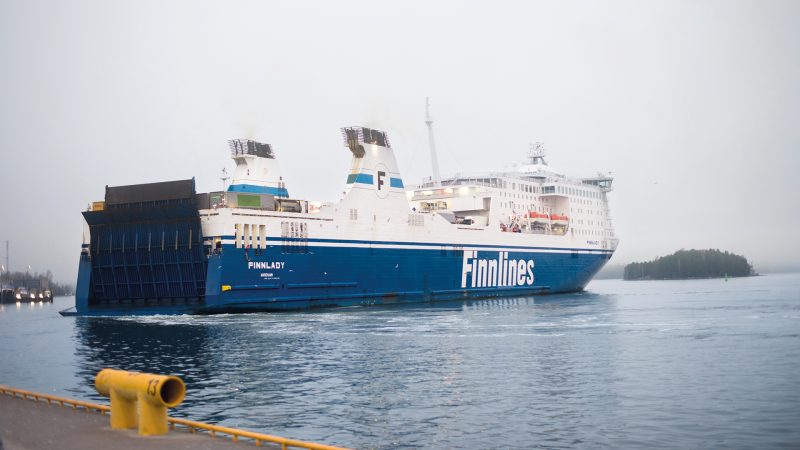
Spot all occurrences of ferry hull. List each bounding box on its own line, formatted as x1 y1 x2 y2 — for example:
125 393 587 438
71 242 612 315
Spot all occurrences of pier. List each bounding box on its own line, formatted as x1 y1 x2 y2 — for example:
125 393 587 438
0 386 348 450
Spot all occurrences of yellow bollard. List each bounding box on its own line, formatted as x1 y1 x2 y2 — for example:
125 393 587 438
95 368 186 436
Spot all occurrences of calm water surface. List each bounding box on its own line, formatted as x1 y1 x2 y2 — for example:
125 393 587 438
1 274 799 449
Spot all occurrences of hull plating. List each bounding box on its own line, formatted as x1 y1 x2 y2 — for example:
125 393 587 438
73 242 612 315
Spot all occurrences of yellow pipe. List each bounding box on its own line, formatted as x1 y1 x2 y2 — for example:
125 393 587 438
95 369 186 436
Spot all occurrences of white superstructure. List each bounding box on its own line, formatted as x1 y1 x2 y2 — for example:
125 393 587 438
408 142 617 250
199 132 617 257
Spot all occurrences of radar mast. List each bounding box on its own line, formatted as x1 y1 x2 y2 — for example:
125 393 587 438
527 142 548 166
220 167 229 191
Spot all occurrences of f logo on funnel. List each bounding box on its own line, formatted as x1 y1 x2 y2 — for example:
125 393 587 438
375 164 389 199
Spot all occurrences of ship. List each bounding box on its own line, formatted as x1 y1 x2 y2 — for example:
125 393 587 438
1 287 53 303
63 125 617 316
1 272 54 304
0 287 53 303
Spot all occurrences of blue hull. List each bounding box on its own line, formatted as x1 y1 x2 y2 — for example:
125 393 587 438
71 240 612 316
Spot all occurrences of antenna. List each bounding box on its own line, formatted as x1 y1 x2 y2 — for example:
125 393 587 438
425 97 442 186
220 168 229 191
2 240 6 288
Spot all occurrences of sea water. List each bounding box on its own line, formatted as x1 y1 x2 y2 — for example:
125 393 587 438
1 273 799 449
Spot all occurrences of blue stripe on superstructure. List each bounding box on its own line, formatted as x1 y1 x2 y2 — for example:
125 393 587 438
227 184 289 197
355 173 373 184
390 177 404 188
217 235 614 254
346 173 374 185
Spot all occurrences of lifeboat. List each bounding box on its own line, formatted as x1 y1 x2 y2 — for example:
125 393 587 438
550 214 569 227
527 211 551 226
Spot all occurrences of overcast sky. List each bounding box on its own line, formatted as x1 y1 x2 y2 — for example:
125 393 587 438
1 0 799 283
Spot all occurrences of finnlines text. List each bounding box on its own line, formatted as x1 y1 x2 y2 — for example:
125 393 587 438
461 251 534 288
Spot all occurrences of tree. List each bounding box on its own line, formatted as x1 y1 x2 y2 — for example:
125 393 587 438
624 249 754 280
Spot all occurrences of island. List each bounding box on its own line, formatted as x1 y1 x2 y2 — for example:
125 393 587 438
624 249 755 280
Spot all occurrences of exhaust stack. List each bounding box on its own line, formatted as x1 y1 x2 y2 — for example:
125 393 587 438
339 127 408 216
227 139 288 197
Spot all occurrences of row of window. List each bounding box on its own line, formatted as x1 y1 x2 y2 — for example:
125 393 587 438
573 218 605 227
541 185 603 199
281 221 308 254
453 178 511 190
499 202 556 213
457 177 604 201
409 213 425 226
570 208 606 217
555 185 601 199
574 229 611 237
511 182 539 194
233 222 311 253
234 223 267 250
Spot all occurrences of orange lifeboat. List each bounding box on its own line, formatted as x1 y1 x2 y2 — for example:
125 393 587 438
528 211 550 225
550 214 569 227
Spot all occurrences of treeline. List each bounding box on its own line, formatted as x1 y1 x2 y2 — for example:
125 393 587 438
1 270 73 295
624 249 755 280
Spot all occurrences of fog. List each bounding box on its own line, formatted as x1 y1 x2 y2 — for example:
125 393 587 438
1 0 798 283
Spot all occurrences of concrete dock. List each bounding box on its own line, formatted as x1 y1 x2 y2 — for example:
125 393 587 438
0 394 272 450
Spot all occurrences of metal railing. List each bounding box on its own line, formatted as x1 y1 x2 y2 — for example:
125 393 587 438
0 385 350 450
0 385 110 413
168 417 347 450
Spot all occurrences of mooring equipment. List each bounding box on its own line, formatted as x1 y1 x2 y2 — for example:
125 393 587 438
95 368 186 436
